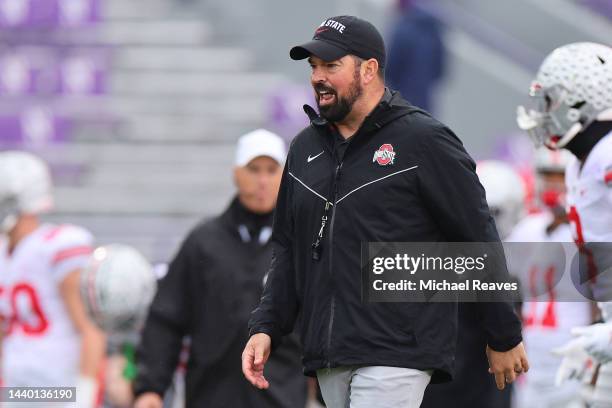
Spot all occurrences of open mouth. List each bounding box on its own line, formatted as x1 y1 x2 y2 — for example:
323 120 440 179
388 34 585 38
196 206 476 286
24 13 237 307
315 86 337 106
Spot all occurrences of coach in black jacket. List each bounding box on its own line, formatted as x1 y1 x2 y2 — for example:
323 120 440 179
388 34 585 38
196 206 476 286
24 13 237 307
243 16 528 407
133 130 307 408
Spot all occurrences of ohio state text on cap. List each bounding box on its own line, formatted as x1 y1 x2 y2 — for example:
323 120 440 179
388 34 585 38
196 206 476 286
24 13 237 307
290 15 386 68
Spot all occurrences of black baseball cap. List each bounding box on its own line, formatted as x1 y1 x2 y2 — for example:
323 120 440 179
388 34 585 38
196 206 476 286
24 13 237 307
290 15 386 68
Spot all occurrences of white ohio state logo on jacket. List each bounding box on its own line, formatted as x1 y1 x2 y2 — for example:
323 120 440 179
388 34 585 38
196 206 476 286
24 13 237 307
373 143 396 166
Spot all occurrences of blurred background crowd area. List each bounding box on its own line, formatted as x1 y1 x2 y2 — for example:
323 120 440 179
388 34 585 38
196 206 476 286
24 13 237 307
0 0 610 263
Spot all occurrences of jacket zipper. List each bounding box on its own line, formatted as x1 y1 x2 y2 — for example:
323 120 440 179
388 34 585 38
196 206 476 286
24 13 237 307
320 121 367 367
326 161 342 368
310 101 390 368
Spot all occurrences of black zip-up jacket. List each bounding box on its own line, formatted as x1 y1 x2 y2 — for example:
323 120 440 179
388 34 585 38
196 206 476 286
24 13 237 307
134 198 307 407
249 89 522 383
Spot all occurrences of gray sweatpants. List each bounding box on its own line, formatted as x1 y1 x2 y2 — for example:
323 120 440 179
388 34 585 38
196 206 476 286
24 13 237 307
316 366 432 408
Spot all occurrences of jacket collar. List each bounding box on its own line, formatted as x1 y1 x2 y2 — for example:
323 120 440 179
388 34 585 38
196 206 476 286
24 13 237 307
303 88 428 155
220 197 273 237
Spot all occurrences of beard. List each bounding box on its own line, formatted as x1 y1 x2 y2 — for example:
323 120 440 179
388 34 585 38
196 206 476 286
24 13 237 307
315 70 363 123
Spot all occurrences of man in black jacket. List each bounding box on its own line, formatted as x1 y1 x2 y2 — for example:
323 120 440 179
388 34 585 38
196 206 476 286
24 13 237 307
242 16 529 407
133 129 307 408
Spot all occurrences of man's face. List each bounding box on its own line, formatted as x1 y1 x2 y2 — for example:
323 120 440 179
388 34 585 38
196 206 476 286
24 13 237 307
234 156 283 214
309 55 363 122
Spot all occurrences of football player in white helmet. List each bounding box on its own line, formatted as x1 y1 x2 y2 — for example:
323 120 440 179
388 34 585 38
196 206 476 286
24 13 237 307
508 147 591 408
0 151 105 408
533 148 573 213
517 42 612 407
476 160 526 240
517 42 612 151
80 244 157 408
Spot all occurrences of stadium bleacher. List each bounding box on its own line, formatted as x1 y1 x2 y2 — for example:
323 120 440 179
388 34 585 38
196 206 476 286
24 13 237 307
1 0 609 263
1 0 289 262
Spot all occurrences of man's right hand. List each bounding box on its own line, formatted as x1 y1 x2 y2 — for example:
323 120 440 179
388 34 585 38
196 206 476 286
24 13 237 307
133 392 163 408
242 333 272 389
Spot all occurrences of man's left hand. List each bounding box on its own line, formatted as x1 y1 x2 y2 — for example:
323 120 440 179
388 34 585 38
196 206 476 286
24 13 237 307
486 342 529 390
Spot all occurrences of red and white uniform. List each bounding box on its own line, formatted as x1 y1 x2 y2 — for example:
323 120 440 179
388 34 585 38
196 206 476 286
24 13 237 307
565 132 612 246
0 224 93 387
508 213 591 408
565 132 612 303
566 132 612 406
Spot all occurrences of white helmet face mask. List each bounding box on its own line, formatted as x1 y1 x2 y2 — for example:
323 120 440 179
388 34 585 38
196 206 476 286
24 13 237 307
517 42 612 149
0 151 53 234
0 196 19 234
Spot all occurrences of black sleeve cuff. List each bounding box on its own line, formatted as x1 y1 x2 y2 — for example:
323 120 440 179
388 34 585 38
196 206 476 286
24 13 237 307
249 324 283 350
131 374 165 400
487 334 523 352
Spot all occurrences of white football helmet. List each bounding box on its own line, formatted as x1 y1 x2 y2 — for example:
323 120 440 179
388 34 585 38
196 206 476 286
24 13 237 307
534 147 573 174
81 244 157 334
477 160 526 239
517 42 612 149
0 151 53 233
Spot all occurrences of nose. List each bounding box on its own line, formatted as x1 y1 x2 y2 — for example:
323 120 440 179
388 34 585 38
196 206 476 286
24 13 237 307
311 66 325 84
256 171 272 189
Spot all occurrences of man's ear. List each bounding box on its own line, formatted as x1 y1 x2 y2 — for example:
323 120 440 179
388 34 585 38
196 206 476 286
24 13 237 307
362 58 379 84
